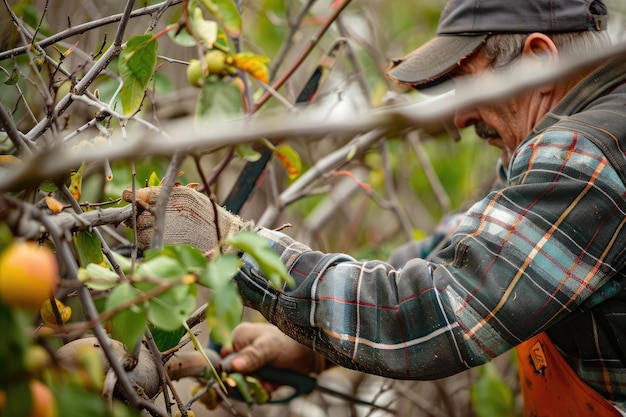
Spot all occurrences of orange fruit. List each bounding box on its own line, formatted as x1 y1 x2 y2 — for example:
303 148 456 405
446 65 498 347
0 241 60 310
28 380 56 417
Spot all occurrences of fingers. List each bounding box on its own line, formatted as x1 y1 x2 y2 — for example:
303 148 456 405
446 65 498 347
224 323 316 375
122 186 160 206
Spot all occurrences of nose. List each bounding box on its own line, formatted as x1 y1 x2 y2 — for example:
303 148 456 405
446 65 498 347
454 107 480 129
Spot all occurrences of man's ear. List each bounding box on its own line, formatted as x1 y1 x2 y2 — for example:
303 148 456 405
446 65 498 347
522 33 558 65
523 33 558 93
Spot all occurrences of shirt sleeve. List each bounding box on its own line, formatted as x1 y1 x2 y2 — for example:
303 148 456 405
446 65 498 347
234 130 626 380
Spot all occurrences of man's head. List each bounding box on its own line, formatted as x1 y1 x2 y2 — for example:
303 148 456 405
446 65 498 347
386 0 611 166
387 0 608 89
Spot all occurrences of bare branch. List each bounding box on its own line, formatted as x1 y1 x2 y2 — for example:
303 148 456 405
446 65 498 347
0 0 183 61
0 101 33 156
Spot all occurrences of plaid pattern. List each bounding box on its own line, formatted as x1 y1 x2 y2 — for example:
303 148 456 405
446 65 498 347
236 57 626 408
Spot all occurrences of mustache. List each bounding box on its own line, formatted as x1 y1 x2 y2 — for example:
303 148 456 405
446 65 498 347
475 123 499 140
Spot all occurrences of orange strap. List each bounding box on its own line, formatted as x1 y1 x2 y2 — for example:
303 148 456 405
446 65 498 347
516 332 620 417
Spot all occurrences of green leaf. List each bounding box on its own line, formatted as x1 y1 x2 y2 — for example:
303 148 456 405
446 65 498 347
39 180 58 193
0 301 30 380
105 283 147 351
200 0 242 38
119 34 158 115
3 379 31 417
196 76 243 118
51 377 137 417
227 372 253 405
135 255 185 281
150 326 186 351
149 292 196 331
147 171 161 187
160 244 208 272
73 230 104 267
227 231 295 289
166 24 197 47
198 253 241 288
78 263 120 291
206 278 242 348
191 6 219 48
234 144 261 162
246 375 270 404
470 362 515 417
109 251 133 275
3 67 19 85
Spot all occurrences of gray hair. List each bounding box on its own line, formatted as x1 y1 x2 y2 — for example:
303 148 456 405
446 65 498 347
479 31 612 69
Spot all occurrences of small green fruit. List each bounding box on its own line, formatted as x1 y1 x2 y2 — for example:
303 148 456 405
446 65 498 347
186 59 204 88
204 50 227 75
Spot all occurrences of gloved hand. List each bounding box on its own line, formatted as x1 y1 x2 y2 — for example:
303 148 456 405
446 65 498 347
122 186 254 253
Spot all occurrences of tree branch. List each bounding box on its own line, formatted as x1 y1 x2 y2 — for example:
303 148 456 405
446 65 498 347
0 0 183 61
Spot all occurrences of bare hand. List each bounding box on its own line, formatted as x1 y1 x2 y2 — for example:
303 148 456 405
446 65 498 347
222 322 320 376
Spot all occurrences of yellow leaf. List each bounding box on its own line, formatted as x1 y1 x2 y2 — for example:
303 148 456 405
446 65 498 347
0 155 21 165
40 299 72 326
232 53 270 84
69 163 86 201
274 144 302 179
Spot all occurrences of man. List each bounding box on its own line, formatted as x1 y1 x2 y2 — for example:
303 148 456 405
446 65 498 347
125 0 626 414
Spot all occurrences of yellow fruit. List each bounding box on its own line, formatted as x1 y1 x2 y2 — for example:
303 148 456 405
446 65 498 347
173 411 195 417
0 242 60 310
40 299 72 326
28 380 56 417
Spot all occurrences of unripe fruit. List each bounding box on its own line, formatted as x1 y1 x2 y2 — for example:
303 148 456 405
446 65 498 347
204 50 227 75
92 135 108 149
187 59 204 88
0 242 60 310
28 380 57 417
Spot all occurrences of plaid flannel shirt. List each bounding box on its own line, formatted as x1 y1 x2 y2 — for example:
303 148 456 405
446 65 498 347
235 57 626 407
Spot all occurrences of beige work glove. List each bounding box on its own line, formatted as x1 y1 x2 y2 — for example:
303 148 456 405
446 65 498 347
122 186 253 254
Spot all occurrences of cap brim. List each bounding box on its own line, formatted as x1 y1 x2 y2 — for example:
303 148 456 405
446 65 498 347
386 34 488 90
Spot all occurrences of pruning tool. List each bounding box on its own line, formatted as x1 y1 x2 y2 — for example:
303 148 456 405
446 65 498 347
219 353 396 413
223 38 348 214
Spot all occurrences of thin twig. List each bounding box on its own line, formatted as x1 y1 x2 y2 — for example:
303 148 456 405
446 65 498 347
251 0 353 113
150 151 186 249
407 130 452 214
0 0 183 61
269 0 318 81
0 101 33 156
144 330 172 416
379 140 413 240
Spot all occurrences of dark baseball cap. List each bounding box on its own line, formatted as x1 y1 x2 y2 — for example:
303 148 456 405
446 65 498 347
386 0 608 89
